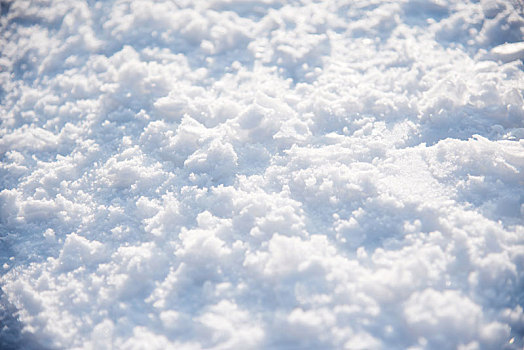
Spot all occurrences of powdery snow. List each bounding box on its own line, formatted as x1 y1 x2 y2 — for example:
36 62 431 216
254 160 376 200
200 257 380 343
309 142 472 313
0 0 523 349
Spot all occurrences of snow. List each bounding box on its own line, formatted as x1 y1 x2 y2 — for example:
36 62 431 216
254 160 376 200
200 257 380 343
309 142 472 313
0 0 523 349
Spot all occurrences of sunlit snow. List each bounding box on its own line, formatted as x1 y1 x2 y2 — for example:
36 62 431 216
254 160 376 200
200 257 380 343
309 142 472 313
1 0 523 349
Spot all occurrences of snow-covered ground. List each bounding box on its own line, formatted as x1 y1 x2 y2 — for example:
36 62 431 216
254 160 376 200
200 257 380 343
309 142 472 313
1 0 523 349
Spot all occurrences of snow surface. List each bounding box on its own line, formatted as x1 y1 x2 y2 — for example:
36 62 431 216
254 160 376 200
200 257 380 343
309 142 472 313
1 0 524 349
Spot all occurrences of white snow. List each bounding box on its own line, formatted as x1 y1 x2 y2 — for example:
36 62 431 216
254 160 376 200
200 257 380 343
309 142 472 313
0 0 523 349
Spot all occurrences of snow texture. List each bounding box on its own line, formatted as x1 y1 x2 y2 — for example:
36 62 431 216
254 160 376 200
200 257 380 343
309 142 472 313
0 0 523 349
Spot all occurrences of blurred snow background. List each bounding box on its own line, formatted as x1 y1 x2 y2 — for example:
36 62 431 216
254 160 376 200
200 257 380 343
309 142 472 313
0 0 523 349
